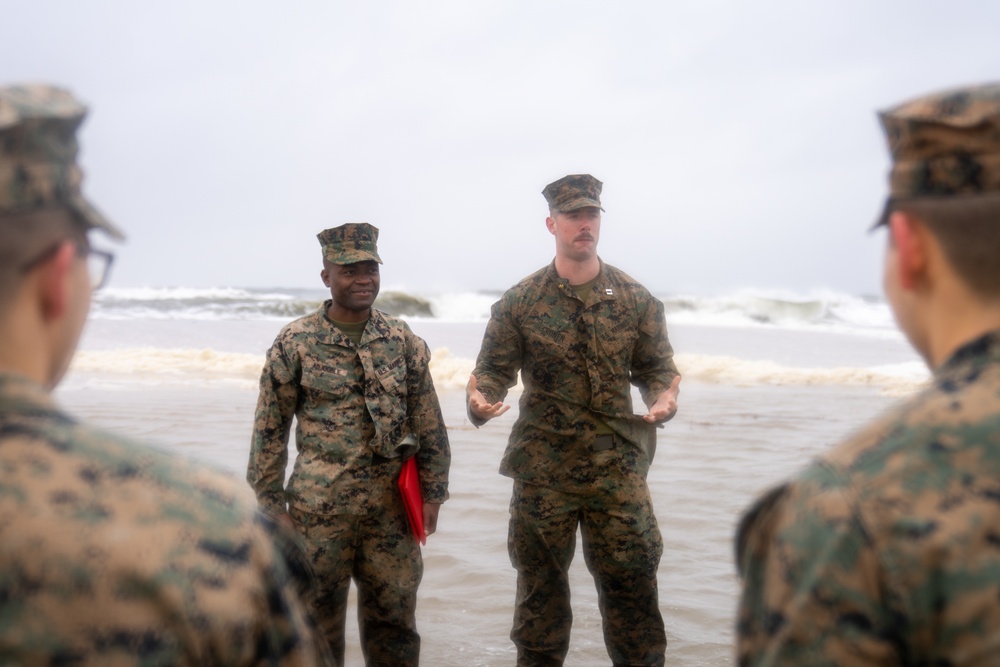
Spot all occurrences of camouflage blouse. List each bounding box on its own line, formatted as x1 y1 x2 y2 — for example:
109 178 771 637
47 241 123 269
0 373 325 666
471 260 679 491
737 331 1000 665
248 303 450 517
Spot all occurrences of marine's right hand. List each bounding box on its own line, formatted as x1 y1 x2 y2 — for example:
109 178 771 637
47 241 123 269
467 374 510 421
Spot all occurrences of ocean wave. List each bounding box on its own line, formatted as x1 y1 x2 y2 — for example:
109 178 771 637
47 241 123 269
90 285 895 336
663 289 896 336
67 347 928 395
90 287 489 322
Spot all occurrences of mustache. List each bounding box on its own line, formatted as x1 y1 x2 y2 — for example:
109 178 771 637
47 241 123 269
574 233 595 242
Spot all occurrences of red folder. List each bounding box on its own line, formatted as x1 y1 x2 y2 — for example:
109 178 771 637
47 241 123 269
398 457 425 545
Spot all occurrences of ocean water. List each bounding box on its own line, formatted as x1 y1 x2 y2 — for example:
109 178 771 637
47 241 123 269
57 286 926 666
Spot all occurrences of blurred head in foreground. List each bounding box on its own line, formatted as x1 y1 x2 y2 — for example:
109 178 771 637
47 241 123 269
0 83 122 389
874 82 1000 366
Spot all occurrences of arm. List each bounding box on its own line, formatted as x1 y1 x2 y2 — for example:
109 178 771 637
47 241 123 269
247 340 299 520
467 297 523 426
407 334 451 531
630 297 681 423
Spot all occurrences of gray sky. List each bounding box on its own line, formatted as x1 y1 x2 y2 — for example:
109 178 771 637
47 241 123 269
4 1 999 295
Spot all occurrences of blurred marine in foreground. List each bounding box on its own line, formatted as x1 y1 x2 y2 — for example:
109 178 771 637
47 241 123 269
0 84 326 665
737 82 1000 664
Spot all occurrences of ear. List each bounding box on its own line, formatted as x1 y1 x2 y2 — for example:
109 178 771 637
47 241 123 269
888 210 928 291
320 267 330 287
545 216 556 235
38 242 77 322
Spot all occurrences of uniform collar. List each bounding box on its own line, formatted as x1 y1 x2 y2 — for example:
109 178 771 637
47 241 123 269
320 300 391 346
547 259 616 302
938 329 1000 375
0 371 58 413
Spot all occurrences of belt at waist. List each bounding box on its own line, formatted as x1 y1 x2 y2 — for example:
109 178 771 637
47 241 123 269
592 433 620 452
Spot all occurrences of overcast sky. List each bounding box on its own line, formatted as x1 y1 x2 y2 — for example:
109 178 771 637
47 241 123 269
4 1 999 296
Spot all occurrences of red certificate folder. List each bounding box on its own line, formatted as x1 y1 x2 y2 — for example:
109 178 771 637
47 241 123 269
398 457 425 545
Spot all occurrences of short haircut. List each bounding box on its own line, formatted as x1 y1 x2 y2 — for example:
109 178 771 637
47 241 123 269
896 193 1000 299
0 207 86 311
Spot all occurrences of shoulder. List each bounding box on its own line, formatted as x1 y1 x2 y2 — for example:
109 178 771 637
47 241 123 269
822 366 1000 491
601 262 656 300
276 306 328 339
0 413 318 663
497 264 556 308
823 365 1000 543
370 309 429 355
268 308 331 369
370 309 421 343
2 411 275 586
370 307 412 333
75 420 260 525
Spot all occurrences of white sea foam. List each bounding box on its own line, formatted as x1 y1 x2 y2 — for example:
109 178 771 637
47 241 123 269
68 347 928 395
675 354 928 395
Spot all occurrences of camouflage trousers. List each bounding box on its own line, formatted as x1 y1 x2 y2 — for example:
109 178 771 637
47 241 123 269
508 475 666 667
289 469 422 667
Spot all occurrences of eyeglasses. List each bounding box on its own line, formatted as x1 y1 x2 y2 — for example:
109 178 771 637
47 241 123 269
19 240 115 291
87 248 114 291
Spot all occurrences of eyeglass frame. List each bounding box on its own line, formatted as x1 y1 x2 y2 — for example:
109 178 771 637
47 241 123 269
18 238 115 291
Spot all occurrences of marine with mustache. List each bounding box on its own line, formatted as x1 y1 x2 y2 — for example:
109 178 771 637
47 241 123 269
467 174 682 666
247 223 451 667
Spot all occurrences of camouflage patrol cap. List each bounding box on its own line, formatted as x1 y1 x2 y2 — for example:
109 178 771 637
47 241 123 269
317 223 382 265
875 82 1000 227
542 174 605 213
0 84 124 240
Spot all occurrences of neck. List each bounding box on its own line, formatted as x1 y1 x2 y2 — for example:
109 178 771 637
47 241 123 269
326 302 371 324
0 303 53 389
553 255 600 285
925 297 1000 369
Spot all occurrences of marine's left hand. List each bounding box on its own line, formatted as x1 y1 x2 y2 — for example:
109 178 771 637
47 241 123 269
643 375 681 424
423 502 442 538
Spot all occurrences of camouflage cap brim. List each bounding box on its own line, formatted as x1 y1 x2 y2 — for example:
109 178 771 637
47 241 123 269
69 194 125 241
555 198 605 213
322 247 383 265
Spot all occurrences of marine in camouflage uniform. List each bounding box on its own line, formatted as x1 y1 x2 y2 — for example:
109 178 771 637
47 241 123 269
468 175 681 667
0 84 326 666
736 83 1000 665
247 223 450 667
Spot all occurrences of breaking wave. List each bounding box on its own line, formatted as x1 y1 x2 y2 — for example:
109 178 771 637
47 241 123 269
91 286 893 336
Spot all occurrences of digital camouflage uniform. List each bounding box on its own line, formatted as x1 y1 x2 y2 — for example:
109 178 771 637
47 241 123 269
0 84 326 667
248 294 450 666
736 83 1000 665
471 175 680 667
0 373 326 665
737 332 1000 665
